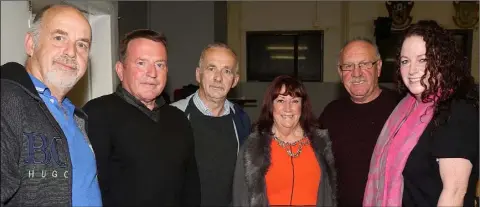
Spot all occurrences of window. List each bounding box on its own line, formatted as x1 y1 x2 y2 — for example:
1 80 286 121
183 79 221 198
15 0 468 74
450 29 473 70
376 31 403 83
246 31 324 82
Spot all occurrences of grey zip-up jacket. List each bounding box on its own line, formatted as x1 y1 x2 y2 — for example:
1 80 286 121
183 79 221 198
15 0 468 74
1 62 88 206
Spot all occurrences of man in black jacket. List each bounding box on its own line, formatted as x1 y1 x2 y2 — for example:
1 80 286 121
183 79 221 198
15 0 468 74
83 29 200 206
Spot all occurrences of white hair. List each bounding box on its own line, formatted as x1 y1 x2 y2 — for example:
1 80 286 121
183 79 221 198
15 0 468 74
198 43 239 74
339 37 382 61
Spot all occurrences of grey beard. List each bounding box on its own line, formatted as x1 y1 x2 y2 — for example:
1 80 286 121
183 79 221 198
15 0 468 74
45 69 79 91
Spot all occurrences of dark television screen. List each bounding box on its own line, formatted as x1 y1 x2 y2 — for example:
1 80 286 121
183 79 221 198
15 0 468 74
246 31 324 82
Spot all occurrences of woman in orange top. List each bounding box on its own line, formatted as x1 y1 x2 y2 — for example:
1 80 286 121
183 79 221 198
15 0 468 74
233 75 337 206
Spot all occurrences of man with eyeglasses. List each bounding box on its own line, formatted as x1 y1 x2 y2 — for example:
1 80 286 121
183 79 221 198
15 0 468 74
318 37 400 207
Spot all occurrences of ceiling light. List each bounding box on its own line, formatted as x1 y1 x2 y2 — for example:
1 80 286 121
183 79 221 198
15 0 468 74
270 55 307 60
266 46 308 50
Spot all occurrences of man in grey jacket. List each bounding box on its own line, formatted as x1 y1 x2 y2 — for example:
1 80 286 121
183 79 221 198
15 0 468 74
171 43 251 206
1 4 101 206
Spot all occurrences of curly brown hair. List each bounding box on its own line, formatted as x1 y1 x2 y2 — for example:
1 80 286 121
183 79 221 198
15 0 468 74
395 20 478 128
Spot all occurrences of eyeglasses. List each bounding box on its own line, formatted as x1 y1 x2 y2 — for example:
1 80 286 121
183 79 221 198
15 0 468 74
338 60 379 71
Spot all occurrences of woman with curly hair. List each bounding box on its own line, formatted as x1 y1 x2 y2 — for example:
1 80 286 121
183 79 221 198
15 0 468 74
232 75 336 206
364 20 479 207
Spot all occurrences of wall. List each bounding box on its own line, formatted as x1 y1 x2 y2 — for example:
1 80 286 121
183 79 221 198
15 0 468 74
1 1 30 65
148 1 216 100
228 1 348 120
68 14 117 106
227 1 479 121
118 1 148 40
66 1 119 107
214 1 228 43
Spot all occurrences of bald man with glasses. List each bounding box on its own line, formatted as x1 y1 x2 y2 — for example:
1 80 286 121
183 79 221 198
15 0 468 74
318 37 401 207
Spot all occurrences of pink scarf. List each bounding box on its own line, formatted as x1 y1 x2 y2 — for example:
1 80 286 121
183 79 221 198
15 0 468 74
363 94 434 206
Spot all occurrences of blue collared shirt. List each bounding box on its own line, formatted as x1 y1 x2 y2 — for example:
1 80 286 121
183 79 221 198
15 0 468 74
29 74 102 207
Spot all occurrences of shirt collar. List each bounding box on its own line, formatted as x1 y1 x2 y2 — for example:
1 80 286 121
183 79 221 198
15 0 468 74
28 74 47 94
192 90 233 116
115 84 165 122
27 73 74 107
115 84 166 108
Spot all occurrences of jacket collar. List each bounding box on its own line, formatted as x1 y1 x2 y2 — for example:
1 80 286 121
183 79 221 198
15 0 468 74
242 128 336 206
0 62 88 120
1 62 40 100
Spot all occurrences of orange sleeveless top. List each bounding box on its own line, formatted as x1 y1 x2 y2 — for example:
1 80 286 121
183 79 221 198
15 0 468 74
265 138 321 206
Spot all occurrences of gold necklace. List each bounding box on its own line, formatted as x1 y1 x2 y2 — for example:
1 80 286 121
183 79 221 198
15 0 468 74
272 135 309 158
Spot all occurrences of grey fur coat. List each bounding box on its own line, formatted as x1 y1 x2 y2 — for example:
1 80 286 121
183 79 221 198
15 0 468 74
232 128 337 207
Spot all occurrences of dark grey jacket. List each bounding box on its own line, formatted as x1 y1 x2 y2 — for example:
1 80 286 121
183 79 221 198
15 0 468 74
232 128 337 207
1 62 88 206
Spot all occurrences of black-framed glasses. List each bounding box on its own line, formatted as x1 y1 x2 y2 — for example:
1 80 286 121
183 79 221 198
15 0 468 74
338 60 379 71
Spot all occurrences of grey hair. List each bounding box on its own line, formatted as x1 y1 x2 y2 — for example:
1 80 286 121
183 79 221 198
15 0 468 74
198 43 239 74
29 21 41 47
29 4 89 47
338 37 381 62
28 5 53 47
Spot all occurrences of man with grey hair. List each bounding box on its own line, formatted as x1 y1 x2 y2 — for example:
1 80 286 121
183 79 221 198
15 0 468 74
318 37 400 206
1 4 101 206
171 43 251 206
